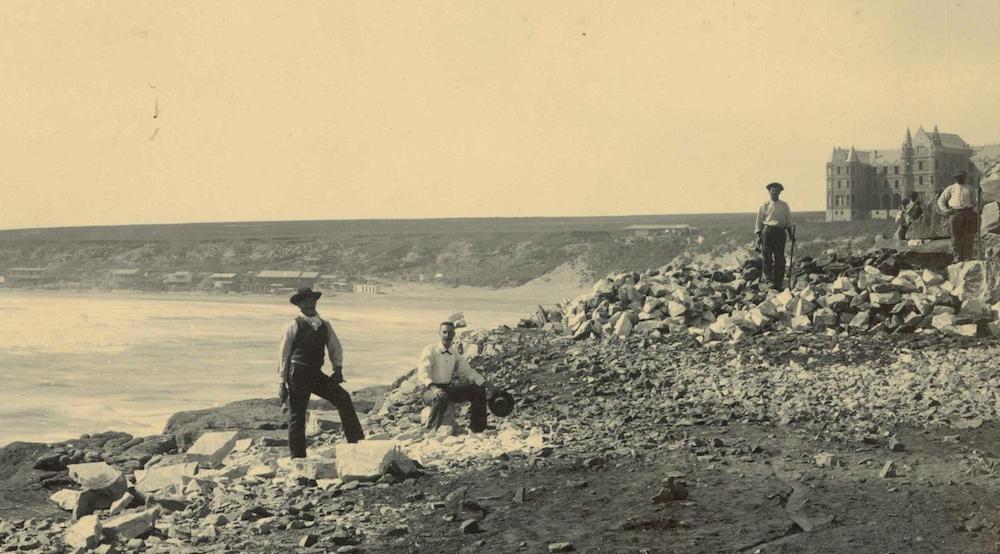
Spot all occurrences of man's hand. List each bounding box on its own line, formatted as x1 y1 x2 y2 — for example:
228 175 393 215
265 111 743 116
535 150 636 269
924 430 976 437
331 366 345 384
483 382 495 397
428 384 447 401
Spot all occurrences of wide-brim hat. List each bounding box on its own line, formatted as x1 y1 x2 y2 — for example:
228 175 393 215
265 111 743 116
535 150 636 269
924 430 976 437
953 170 968 179
488 390 515 417
290 287 322 305
766 182 784 192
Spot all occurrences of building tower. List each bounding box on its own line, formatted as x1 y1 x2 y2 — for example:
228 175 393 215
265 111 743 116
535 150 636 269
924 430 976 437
900 127 915 201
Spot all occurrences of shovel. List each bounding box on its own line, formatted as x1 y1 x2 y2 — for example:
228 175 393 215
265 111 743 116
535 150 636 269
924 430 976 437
785 225 797 290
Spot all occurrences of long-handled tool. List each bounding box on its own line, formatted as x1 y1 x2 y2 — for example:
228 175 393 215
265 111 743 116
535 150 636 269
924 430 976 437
785 225 797 290
977 180 984 260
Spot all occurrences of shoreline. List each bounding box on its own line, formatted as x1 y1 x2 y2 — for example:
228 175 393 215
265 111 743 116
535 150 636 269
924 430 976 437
0 270 588 449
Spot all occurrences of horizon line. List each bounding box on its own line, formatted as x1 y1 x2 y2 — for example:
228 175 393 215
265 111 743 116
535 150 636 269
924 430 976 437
0 210 829 234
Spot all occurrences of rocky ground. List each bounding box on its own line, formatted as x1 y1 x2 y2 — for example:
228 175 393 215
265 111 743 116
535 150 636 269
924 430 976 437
5 254 1000 552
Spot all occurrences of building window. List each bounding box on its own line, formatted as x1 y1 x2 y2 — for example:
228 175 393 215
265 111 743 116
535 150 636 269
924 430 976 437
931 175 935 185
918 161 924 171
894 166 899 175
894 180 899 189
919 176 923 185
837 167 841 175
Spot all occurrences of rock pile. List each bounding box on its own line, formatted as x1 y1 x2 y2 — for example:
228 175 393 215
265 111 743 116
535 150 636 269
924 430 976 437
1 388 550 552
552 254 1000 342
1 434 426 552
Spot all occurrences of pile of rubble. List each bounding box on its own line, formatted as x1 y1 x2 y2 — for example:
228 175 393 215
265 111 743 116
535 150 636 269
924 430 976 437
1 414 549 553
537 250 1000 342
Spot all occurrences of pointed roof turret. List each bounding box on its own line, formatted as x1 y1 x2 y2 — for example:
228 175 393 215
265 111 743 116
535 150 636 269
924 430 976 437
847 146 858 162
905 127 912 145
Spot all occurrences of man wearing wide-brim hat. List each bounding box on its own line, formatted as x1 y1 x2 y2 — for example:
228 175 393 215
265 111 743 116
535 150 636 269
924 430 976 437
754 182 795 288
278 287 364 457
936 169 980 262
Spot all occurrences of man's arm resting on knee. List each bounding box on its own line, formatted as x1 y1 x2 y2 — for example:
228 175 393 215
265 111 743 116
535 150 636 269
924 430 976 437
426 383 448 401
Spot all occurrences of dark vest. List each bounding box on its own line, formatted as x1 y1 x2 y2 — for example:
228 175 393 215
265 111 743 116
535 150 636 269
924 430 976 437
289 318 329 369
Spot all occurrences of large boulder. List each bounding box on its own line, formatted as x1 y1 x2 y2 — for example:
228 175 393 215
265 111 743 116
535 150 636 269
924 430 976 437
335 441 417 482
67 462 128 518
612 315 633 338
947 261 1000 303
162 398 286 450
982 202 1000 235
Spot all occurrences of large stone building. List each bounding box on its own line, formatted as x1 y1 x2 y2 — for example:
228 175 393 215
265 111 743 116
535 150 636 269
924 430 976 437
826 126 1000 222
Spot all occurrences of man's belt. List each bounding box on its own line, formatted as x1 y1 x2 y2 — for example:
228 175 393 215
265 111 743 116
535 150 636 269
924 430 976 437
762 224 787 229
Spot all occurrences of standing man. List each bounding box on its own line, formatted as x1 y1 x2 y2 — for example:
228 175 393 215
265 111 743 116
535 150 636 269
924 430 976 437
279 287 364 458
898 191 924 240
936 170 979 262
416 321 494 433
755 182 795 288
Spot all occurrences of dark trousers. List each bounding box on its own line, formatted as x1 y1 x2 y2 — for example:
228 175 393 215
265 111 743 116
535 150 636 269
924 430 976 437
287 364 364 458
421 384 487 433
761 226 787 288
949 208 978 262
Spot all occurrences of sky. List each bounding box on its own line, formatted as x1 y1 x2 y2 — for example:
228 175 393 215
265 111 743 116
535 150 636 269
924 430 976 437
2 0 999 230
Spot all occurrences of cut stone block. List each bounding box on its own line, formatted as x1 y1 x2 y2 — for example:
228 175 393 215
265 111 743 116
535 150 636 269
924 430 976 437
65 514 102 550
335 441 416 482
134 462 198 497
185 431 240 467
103 507 160 540
49 489 80 511
306 411 344 436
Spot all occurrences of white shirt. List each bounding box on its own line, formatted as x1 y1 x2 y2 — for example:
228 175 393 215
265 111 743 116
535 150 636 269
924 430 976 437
415 343 485 387
755 200 791 232
277 313 343 376
936 182 978 211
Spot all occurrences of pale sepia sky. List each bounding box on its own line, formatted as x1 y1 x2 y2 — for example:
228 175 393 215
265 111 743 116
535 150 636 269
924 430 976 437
2 0 999 230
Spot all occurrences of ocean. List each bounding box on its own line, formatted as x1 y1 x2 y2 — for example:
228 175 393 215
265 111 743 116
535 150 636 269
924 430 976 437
0 286 570 447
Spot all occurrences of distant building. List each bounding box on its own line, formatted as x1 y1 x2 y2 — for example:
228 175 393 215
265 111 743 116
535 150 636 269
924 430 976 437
207 272 238 292
352 283 381 294
251 270 319 293
622 224 698 237
826 126 1000 222
163 271 195 290
318 275 352 293
109 268 144 289
4 268 51 287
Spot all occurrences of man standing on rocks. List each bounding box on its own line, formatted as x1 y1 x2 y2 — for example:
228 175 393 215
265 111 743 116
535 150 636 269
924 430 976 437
755 182 795 288
936 170 980 262
417 321 494 433
279 287 364 457
896 191 924 240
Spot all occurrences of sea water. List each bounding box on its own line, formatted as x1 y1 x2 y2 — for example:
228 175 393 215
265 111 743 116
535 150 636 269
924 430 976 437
0 288 555 446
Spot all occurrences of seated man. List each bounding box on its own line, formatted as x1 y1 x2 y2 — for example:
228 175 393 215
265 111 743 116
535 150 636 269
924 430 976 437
416 321 494 433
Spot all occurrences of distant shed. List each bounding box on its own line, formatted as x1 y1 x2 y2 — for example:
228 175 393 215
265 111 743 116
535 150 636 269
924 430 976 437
622 224 698 237
252 270 318 293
